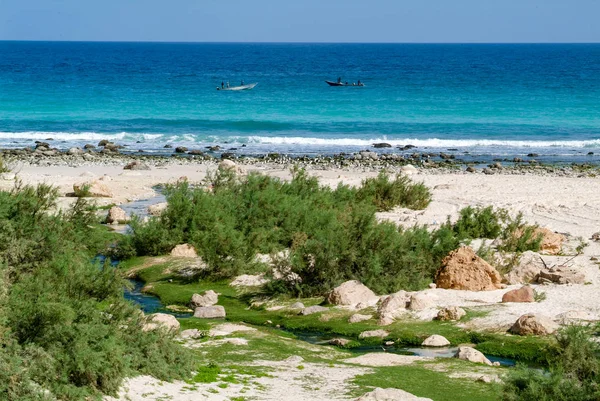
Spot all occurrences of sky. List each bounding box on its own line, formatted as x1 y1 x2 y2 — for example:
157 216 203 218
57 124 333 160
0 0 598 43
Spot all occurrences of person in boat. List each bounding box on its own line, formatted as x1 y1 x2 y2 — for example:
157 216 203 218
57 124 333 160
221 81 224 89
337 77 342 84
226 81 230 88
357 80 362 86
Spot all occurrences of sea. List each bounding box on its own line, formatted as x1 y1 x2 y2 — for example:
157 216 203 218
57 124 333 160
1 41 600 163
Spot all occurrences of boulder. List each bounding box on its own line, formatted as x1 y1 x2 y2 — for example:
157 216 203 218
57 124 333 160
124 160 151 170
230 274 269 287
193 305 226 319
359 330 390 339
143 313 180 332
359 151 378 161
435 306 466 321
535 268 585 285
67 147 84 155
147 202 168 216
509 313 559 336
105 206 129 224
175 146 188 153
504 251 545 285
435 246 503 291
170 244 197 258
327 280 379 307
190 290 218 308
377 291 410 325
179 329 205 340
502 286 534 303
408 293 435 311
300 305 328 316
354 388 432 401
422 335 450 347
329 338 352 347
73 180 113 198
349 313 373 324
400 165 418 175
454 346 492 366
218 159 245 175
372 143 392 148
289 302 305 309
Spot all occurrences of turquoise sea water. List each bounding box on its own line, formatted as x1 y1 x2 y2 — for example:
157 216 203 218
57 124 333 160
1 42 600 160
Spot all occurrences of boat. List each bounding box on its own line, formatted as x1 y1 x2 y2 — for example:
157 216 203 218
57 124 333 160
325 80 365 87
217 83 258 91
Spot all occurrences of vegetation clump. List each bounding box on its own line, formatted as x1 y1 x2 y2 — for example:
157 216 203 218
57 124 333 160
0 183 193 400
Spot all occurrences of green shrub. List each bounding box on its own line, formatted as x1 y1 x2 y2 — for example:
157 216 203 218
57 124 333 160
451 206 505 240
356 171 431 211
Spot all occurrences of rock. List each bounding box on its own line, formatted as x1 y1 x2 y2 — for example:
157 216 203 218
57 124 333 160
502 286 534 303
482 168 494 175
300 305 328 316
193 305 226 319
477 375 501 384
435 306 466 321
592 232 600 242
73 180 113 198
83 144 95 149
354 387 432 401
359 330 390 339
105 206 129 224
218 159 245 175
67 147 84 155
509 313 559 336
535 267 585 285
230 274 269 287
372 143 392 148
422 335 450 347
504 251 545 285
329 338 352 347
170 244 197 258
349 313 373 323
179 329 205 340
466 166 476 173
147 202 168 216
289 302 305 309
327 280 379 307
408 293 435 311
400 164 418 175
124 161 151 170
175 146 188 153
527 153 539 157
359 151 378 161
428 283 436 289
209 323 257 337
435 246 503 291
454 346 492 366
190 290 218 308
143 313 180 332
98 139 110 147
377 291 410 325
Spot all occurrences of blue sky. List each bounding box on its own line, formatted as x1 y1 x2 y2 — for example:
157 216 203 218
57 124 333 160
1 0 598 43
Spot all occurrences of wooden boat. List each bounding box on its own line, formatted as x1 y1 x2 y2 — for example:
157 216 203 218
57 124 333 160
325 80 365 87
217 83 258 91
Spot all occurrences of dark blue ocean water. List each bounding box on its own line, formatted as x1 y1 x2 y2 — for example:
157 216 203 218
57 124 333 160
1 41 600 158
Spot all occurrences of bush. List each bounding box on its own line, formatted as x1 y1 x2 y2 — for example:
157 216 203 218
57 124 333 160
451 206 505 240
356 171 431 211
0 184 193 400
502 325 600 401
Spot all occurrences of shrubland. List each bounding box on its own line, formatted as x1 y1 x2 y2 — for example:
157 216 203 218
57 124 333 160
0 183 192 400
119 168 542 297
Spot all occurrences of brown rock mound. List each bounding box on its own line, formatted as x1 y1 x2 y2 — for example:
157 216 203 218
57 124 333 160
509 313 558 336
435 246 502 291
502 286 534 303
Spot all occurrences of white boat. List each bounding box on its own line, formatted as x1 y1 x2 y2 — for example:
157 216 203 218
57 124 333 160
217 83 258 91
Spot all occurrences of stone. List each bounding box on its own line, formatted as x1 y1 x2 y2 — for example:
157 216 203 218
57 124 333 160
83 144 95 149
422 335 450 347
454 346 492 366
124 160 151 170
105 206 129 224
477 375 501 384
502 286 534 303
67 147 84 155
73 180 113 198
147 202 168 216
289 302 305 309
359 330 390 339
179 329 205 340
190 290 218 307
349 313 373 323
327 280 379 307
466 166 476 173
504 251 545 285
143 313 180 332
435 246 503 291
300 305 329 315
408 293 435 311
230 274 269 287
400 164 418 175
377 291 410 325
372 143 392 148
354 388 432 401
535 268 585 285
170 244 197 258
359 151 378 160
435 306 466 321
175 146 188 153
509 313 559 336
98 139 110 147
218 159 245 175
193 305 226 319
329 338 352 347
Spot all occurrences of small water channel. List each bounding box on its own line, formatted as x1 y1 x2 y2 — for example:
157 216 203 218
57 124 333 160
116 195 518 367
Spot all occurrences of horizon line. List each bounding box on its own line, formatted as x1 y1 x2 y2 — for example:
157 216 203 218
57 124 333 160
1 39 600 45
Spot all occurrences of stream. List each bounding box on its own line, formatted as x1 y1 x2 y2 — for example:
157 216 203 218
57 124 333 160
117 195 518 367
